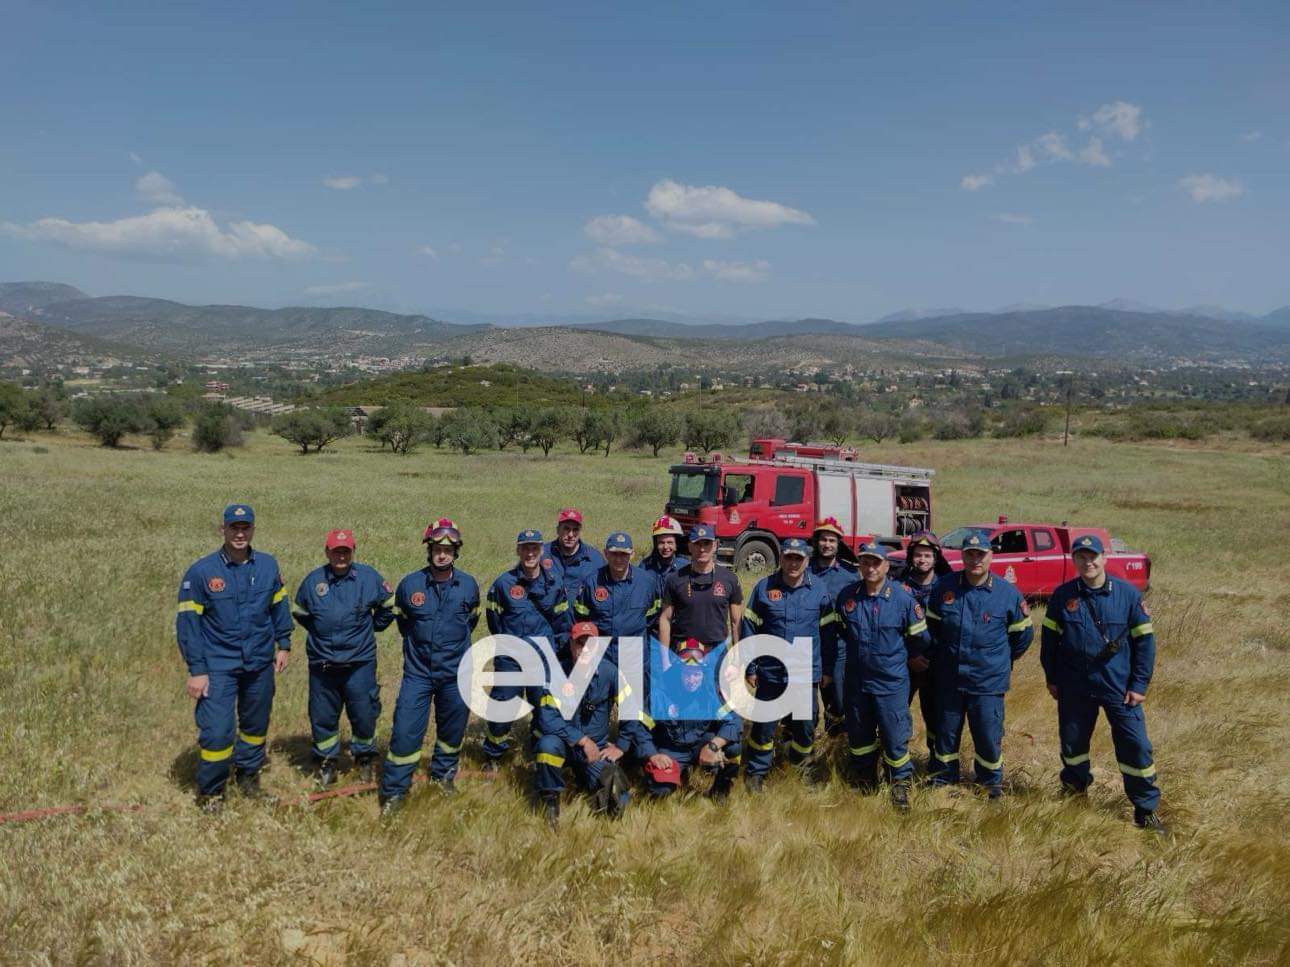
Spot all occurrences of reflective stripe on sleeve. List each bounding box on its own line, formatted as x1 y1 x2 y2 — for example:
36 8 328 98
178 601 205 615
1129 622 1154 638
1042 617 1061 632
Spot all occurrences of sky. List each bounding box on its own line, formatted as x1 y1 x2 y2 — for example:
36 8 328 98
1 1 1287 323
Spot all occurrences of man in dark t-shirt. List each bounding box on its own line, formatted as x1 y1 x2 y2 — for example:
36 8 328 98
657 524 743 652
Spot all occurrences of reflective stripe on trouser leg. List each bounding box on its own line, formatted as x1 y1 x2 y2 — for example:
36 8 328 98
965 694 1005 786
786 690 818 765
379 668 433 800
873 692 914 781
930 687 967 785
744 719 778 778
308 664 345 760
1104 699 1160 812
232 664 275 774
483 655 520 760
194 671 239 796
427 676 470 781
341 660 381 757
534 734 567 795
1057 690 1099 793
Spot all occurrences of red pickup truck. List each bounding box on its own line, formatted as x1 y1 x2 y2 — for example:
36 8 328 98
890 517 1151 598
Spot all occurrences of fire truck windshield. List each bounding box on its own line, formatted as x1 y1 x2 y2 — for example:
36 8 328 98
669 468 718 509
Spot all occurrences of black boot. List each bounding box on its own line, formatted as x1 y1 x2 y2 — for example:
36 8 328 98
745 774 765 794
430 775 457 795
709 766 736 801
850 763 879 794
355 756 376 784
1134 808 1167 834
891 781 911 812
378 794 405 818
197 793 224 815
541 795 560 829
235 769 266 799
1060 782 1089 799
592 763 629 817
315 760 338 789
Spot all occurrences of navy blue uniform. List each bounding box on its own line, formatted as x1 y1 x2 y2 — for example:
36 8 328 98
740 572 833 777
176 548 293 796
482 562 569 760
925 574 1033 788
897 570 941 756
543 540 605 644
292 562 395 763
641 550 688 635
811 556 857 734
633 674 743 797
1041 578 1159 810
572 564 661 667
379 567 481 797
833 578 929 783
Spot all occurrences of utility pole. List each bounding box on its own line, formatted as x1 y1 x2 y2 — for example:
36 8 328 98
1057 370 1074 447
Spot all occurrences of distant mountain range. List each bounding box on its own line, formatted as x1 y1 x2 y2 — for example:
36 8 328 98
1 281 1287 373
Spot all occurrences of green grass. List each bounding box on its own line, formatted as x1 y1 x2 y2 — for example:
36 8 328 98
1 429 1288 963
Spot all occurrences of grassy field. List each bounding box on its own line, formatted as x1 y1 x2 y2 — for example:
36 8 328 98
1 427 1288 964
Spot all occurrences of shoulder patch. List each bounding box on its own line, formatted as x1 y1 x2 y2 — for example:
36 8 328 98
207 577 226 593
942 591 955 605
509 584 526 600
594 586 609 602
767 588 782 602
844 597 856 613
315 582 329 596
410 591 426 607
1065 597 1079 612
182 580 191 590
541 558 554 570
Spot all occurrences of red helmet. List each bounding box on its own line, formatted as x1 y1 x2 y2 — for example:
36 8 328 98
422 517 462 547
813 516 845 537
651 515 684 538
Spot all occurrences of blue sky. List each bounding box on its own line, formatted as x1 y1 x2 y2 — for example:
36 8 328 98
1 1 1287 322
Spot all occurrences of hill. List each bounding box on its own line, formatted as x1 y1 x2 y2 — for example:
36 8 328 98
570 317 863 341
318 363 615 407
0 313 160 368
0 282 90 316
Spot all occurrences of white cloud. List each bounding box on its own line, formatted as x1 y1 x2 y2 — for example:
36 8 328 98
701 258 770 282
1240 130 1263 143
370 172 389 184
961 173 993 191
992 213 1033 225
644 179 814 238
418 245 438 258
584 293 625 307
583 214 661 245
135 170 184 206
1078 137 1111 167
1035 132 1073 161
128 152 143 166
1012 144 1037 173
303 281 369 296
1079 101 1144 142
2 206 317 262
571 247 695 281
322 175 362 190
1178 173 1244 203
480 245 505 266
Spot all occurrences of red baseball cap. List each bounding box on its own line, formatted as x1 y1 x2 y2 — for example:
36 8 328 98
325 529 356 550
571 621 600 640
643 757 682 787
557 508 583 525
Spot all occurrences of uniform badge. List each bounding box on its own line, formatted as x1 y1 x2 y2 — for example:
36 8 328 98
1065 598 1079 612
1004 566 1016 583
207 577 226 593
542 558 554 570
410 591 426 607
981 611 991 622
594 586 609 602
844 598 856 613
713 582 728 598
942 591 955 605
382 581 393 595
316 582 329 596
768 588 782 602
509 585 526 600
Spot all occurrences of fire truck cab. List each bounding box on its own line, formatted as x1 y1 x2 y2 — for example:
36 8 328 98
665 448 935 570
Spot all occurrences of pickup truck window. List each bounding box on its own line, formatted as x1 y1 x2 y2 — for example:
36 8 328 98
1032 529 1055 551
992 529 1029 554
772 475 805 506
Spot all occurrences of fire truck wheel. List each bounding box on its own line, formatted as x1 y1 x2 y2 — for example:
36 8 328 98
735 538 777 572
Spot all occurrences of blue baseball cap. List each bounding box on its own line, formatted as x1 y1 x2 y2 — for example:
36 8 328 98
688 524 717 543
961 530 992 552
516 528 544 545
857 541 887 561
780 537 811 557
604 531 634 552
223 503 255 525
1071 533 1105 555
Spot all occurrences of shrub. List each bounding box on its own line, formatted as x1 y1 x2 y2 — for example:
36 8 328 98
72 396 147 447
683 409 740 454
192 404 244 453
272 407 354 454
630 408 684 457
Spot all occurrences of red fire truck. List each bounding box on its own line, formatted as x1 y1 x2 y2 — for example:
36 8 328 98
889 516 1152 597
665 448 935 570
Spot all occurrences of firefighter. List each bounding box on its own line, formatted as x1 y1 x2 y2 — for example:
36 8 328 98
292 529 395 788
481 528 569 770
572 531 661 667
635 645 743 800
925 530 1033 797
833 542 930 810
378 519 481 815
176 503 293 813
811 517 857 736
532 621 638 827
657 524 743 654
1041 534 1164 831
896 531 953 759
544 508 605 647
740 537 834 790
641 515 689 580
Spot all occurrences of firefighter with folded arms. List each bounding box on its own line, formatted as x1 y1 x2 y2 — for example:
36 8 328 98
377 519 480 816
1041 534 1164 832
896 531 953 758
634 644 743 800
292 529 395 789
176 503 293 813
657 524 743 654
832 542 930 810
641 515 688 637
810 517 858 736
544 508 605 647
572 531 660 667
481 528 569 771
740 537 835 790
532 621 640 827
924 530 1033 797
